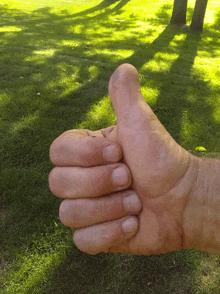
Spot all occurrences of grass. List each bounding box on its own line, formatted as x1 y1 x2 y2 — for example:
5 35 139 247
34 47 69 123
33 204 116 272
1 0 220 293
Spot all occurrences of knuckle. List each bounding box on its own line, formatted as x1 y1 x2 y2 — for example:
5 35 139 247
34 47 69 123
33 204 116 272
49 140 60 165
48 168 58 194
49 167 69 198
59 200 70 226
60 199 94 228
73 229 102 255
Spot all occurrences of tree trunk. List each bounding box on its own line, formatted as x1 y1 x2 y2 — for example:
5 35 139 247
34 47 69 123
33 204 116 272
190 0 208 32
170 0 188 25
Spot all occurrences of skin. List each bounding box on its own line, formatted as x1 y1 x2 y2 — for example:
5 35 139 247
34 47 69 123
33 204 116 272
49 63 220 256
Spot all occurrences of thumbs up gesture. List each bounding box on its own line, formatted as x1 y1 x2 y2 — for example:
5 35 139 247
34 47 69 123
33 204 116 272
49 64 198 255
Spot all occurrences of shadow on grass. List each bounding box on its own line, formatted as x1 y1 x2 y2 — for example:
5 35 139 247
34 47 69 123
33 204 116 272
70 0 130 17
38 250 196 294
1 1 220 293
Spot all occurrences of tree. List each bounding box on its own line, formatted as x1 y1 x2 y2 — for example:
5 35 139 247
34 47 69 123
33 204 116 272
170 0 208 32
190 0 208 31
170 0 188 26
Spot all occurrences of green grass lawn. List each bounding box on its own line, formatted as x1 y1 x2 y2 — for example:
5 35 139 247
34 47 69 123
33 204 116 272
1 0 220 293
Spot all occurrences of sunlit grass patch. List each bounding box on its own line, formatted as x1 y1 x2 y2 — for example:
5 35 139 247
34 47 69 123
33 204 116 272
78 95 117 131
1 223 73 293
191 254 220 294
0 26 23 32
142 51 179 72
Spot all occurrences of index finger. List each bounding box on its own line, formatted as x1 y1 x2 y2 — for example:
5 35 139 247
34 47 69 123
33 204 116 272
50 126 123 167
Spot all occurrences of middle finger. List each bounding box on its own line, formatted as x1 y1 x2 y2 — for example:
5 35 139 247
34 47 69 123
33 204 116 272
49 163 132 199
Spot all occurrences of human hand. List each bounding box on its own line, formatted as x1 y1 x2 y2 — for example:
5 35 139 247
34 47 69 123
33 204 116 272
49 64 198 255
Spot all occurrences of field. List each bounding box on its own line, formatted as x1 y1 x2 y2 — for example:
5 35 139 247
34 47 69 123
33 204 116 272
1 0 220 293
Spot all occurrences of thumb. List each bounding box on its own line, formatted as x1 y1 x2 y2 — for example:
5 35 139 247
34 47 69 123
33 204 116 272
108 63 189 198
108 63 168 149
108 63 158 129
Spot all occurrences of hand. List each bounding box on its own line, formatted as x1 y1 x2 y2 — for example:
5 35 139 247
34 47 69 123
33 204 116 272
49 63 198 255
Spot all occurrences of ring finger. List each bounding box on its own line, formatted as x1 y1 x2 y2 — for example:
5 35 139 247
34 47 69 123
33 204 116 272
59 190 142 228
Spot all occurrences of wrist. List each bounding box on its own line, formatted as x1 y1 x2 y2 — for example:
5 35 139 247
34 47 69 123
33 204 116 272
182 156 220 254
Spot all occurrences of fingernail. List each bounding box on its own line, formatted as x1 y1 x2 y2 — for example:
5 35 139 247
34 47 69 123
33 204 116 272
123 193 142 214
122 217 138 235
103 145 118 162
111 166 129 187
